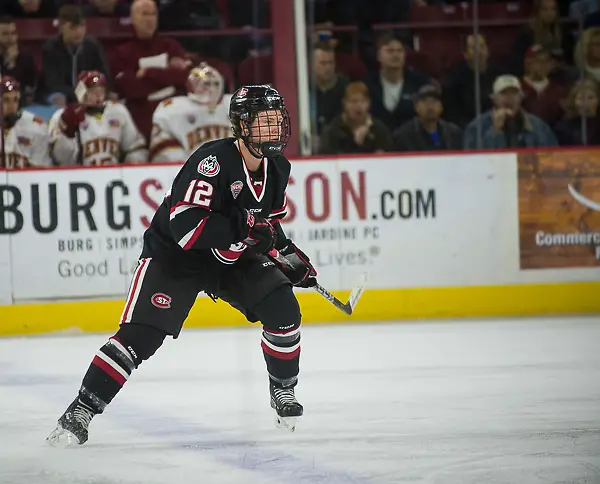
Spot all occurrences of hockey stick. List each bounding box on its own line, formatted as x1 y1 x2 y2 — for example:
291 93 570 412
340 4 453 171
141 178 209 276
268 249 368 315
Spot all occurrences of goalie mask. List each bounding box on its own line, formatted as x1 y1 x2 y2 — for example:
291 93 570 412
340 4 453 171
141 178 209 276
187 63 224 108
75 71 107 113
229 85 291 158
1 76 22 128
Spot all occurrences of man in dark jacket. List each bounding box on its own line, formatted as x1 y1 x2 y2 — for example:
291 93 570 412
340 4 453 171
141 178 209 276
39 5 111 106
442 34 502 129
0 16 36 106
393 85 463 152
364 31 429 133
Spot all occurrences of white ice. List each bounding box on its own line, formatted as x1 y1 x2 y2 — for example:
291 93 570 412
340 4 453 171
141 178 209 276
1 316 599 484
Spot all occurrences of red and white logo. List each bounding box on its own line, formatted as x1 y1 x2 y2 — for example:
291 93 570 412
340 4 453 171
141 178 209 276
237 87 248 98
246 210 255 227
230 180 243 199
198 155 220 177
151 293 171 309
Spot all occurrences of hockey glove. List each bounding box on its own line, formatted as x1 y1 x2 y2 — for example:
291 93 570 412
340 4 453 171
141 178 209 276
270 243 317 288
242 210 277 254
59 103 86 138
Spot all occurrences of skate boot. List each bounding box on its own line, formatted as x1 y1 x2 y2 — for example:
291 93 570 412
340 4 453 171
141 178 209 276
46 397 96 447
270 381 303 432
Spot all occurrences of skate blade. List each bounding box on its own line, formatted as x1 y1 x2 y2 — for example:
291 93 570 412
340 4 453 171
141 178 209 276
46 425 82 447
273 412 298 432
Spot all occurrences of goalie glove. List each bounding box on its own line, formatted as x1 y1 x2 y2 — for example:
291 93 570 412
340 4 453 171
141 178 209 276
270 243 317 288
59 103 86 138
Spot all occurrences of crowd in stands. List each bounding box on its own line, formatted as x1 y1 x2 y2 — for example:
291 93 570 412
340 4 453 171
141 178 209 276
1 0 600 166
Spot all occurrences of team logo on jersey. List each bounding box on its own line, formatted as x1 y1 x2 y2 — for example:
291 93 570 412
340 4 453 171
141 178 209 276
198 155 220 177
187 114 196 124
230 180 243 199
151 293 172 309
237 87 248 98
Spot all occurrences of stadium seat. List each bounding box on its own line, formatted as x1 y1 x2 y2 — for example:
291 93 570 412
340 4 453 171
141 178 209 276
335 52 367 80
409 4 468 23
237 53 273 86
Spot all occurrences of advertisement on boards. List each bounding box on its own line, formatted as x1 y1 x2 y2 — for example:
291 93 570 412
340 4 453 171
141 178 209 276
0 153 515 302
0 169 11 305
518 150 600 269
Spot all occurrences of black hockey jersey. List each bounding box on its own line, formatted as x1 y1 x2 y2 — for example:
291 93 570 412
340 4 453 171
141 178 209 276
141 138 290 276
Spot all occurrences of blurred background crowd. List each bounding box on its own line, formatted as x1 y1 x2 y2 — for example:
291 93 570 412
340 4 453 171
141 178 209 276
1 0 600 165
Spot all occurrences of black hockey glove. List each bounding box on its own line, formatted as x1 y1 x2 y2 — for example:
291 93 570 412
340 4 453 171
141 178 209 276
242 210 277 254
270 243 317 288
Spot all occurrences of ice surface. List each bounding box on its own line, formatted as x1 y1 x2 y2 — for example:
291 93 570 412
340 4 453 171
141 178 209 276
1 317 599 484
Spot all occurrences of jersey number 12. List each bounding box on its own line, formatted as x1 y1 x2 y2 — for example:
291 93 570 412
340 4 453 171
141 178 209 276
183 180 213 208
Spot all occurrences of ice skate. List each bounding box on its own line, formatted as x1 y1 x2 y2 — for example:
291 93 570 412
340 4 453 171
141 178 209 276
270 382 303 432
46 397 96 447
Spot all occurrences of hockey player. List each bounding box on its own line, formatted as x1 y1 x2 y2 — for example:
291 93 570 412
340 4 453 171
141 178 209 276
48 71 148 166
0 76 51 168
149 63 232 162
47 85 318 446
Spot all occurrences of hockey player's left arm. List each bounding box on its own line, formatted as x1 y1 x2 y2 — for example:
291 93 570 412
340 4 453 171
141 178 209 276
118 104 149 164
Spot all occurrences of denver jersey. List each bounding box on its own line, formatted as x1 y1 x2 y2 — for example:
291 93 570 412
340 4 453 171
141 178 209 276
49 102 148 166
149 94 233 162
142 137 290 275
2 111 51 168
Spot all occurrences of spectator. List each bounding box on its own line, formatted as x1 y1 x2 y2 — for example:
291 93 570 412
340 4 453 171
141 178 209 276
521 45 568 127
393 84 462 152
0 0 58 18
569 0 598 19
82 0 130 18
312 41 349 137
575 27 600 83
364 31 429 133
464 75 558 149
111 0 191 144
511 0 574 76
0 16 36 106
554 78 600 145
442 34 502 129
320 81 392 155
39 5 111 107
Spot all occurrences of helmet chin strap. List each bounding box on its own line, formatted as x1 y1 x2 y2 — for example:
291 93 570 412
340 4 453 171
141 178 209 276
241 122 284 159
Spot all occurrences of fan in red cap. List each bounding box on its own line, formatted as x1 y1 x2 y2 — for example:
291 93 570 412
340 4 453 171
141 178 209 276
49 70 148 166
149 63 232 162
0 75 51 169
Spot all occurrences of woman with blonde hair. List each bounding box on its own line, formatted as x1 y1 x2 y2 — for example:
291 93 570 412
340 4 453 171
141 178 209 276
512 0 574 75
554 78 600 145
574 27 600 83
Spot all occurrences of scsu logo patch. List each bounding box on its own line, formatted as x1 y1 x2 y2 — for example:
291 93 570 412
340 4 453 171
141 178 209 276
198 155 220 177
151 293 171 309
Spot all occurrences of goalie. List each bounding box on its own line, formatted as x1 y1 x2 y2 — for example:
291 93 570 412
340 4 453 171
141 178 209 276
49 71 148 166
149 63 232 162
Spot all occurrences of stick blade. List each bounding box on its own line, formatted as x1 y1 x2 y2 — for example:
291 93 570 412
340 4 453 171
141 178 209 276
344 272 368 315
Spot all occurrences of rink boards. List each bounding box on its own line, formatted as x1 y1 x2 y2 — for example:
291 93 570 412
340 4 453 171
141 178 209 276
1 148 599 335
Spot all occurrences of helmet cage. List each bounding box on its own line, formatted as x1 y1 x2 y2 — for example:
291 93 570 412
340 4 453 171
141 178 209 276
232 103 291 158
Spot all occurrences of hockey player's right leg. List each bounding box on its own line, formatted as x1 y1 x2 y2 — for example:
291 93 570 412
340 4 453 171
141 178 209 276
47 258 199 447
47 323 166 447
